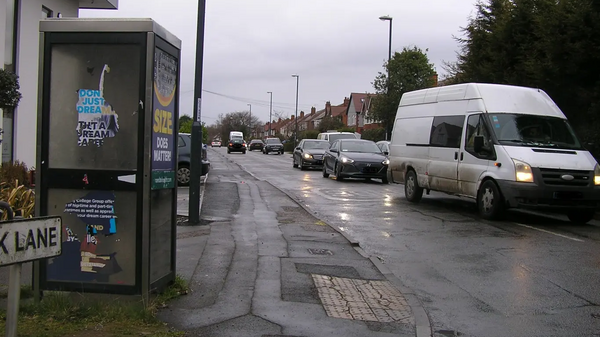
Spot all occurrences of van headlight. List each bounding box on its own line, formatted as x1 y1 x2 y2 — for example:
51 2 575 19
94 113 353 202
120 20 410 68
595 164 600 185
382 159 390 165
303 153 313 159
341 156 354 164
512 159 534 183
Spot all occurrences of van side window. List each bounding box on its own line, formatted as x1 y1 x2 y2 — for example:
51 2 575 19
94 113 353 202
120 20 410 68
465 114 494 158
429 116 465 148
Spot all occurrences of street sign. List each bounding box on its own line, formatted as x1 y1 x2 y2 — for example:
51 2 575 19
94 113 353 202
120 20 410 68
0 216 62 266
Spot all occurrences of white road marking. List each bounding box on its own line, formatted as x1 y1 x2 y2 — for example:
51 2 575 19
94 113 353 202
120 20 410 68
514 223 584 242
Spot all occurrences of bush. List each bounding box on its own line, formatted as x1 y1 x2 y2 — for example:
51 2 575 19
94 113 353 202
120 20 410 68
361 127 386 141
337 127 356 133
300 130 319 140
0 160 30 188
284 141 296 153
0 183 35 219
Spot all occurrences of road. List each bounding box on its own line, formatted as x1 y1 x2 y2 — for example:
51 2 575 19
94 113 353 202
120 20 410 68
207 146 600 337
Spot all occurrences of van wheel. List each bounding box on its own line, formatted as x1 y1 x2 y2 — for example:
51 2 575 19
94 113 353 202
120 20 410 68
477 180 504 220
404 170 423 202
567 210 595 225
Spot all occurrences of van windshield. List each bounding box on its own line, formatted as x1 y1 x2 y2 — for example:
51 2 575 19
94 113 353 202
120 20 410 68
488 113 583 150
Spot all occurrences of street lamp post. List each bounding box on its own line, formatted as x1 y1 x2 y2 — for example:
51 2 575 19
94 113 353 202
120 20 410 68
267 91 273 137
379 15 392 140
189 0 207 224
247 103 252 137
291 74 299 148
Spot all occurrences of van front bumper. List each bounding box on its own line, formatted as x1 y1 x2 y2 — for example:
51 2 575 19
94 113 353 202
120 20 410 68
497 180 600 210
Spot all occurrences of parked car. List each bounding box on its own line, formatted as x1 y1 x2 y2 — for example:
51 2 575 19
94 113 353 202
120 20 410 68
293 139 330 170
376 140 390 155
227 138 246 154
211 140 221 147
249 139 265 151
263 138 284 154
322 139 388 183
178 133 210 186
388 82 600 223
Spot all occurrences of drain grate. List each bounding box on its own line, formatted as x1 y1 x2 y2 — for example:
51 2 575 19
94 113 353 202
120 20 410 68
307 248 333 255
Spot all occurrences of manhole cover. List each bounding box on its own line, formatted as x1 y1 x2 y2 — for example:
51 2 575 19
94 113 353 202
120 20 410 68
308 248 333 255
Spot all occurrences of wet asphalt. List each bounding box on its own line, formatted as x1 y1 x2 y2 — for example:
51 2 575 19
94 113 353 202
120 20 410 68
215 146 600 337
161 150 423 336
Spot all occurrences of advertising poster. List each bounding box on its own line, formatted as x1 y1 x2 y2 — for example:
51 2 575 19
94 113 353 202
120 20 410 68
47 191 122 283
151 49 178 189
76 65 120 147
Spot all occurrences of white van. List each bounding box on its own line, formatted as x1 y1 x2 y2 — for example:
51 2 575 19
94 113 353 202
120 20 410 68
229 131 244 141
388 83 600 224
317 131 361 143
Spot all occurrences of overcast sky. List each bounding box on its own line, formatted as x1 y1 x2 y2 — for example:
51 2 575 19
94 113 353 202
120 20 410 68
81 0 476 126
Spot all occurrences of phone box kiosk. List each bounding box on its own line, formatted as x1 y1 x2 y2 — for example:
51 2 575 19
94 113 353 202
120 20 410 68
34 19 181 299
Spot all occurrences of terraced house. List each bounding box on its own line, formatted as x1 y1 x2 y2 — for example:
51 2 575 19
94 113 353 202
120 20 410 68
0 0 117 166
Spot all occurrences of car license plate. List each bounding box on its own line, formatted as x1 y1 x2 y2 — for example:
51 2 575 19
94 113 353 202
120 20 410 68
553 191 582 199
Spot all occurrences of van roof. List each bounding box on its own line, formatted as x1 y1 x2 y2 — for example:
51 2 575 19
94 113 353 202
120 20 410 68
399 83 565 118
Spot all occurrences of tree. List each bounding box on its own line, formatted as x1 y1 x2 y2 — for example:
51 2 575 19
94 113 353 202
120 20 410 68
317 115 344 132
0 68 21 109
216 111 262 141
450 0 600 158
179 115 208 143
370 46 437 137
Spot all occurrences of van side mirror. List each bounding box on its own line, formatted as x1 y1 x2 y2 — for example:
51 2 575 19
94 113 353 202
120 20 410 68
295 147 301 151
474 135 484 153
383 151 389 156
330 148 338 153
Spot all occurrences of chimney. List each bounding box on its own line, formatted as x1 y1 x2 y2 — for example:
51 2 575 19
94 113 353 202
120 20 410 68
278 118 281 123
343 97 350 106
311 107 316 115
291 115 295 120
300 111 304 118
431 72 438 87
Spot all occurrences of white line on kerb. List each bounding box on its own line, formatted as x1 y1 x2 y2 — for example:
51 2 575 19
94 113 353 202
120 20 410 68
514 223 584 242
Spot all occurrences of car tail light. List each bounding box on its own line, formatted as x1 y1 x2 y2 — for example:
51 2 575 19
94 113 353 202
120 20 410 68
229 143 233 146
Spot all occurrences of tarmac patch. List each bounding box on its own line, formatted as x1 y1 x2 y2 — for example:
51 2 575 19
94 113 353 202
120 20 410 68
295 263 360 279
312 274 414 324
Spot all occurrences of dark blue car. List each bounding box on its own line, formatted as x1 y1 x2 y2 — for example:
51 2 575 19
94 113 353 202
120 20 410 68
178 133 210 186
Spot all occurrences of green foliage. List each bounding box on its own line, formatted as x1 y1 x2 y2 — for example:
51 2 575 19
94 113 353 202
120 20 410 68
0 160 30 188
370 46 437 136
450 0 600 159
337 127 356 133
300 130 319 140
361 127 386 141
178 117 208 144
317 115 344 132
0 68 21 110
284 141 296 153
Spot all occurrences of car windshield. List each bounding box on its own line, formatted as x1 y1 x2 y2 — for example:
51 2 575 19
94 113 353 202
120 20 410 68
303 141 330 150
266 139 282 144
329 134 356 143
340 141 382 153
488 113 583 150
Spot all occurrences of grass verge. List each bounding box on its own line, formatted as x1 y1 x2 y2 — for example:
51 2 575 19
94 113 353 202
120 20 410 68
0 275 189 337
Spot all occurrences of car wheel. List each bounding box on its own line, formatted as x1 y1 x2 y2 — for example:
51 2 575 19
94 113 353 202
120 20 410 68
322 164 330 178
382 176 389 184
477 180 505 220
300 159 306 170
335 163 344 181
293 155 298 168
404 170 423 203
177 165 191 186
567 210 595 225
243 151 246 154
227 149 231 154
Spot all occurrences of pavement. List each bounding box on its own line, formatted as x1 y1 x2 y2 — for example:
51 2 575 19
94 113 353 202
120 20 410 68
159 152 432 337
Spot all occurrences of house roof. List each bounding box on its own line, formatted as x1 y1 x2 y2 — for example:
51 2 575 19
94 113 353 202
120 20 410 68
331 105 346 117
302 108 326 123
346 93 371 114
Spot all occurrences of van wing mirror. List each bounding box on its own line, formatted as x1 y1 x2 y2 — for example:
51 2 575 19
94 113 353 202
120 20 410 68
330 148 338 153
473 135 484 153
383 151 389 156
